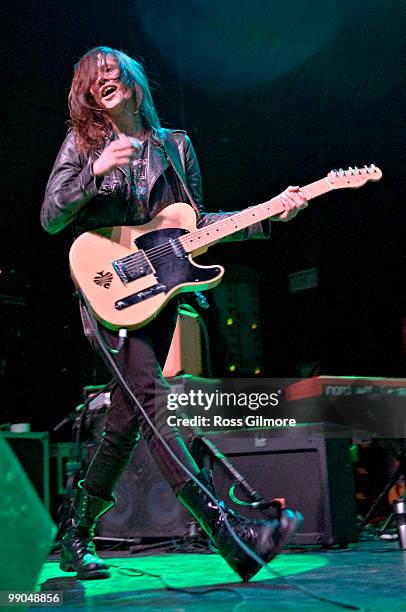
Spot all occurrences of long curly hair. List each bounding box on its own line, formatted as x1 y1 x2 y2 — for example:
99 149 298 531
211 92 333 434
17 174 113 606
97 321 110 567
68 46 161 152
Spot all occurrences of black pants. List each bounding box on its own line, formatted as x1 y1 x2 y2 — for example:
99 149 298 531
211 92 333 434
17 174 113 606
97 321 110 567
80 301 199 499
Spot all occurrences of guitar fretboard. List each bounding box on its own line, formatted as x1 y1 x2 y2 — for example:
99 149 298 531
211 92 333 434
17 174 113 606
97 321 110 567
179 178 333 253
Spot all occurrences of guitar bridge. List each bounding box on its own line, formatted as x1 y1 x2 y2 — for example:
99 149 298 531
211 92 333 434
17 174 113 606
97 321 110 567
114 283 167 310
112 250 154 284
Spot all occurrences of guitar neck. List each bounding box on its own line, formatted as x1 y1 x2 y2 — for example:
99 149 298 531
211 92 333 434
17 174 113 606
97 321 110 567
179 177 333 254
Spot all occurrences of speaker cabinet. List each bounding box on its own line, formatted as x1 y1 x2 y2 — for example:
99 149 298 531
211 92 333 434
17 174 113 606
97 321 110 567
97 438 190 539
192 427 358 545
0 437 56 590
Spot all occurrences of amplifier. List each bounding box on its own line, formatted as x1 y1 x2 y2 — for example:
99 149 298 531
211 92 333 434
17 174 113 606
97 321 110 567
191 425 358 545
163 311 202 377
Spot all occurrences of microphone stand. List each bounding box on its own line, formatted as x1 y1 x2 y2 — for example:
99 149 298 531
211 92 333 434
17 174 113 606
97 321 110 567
187 419 281 518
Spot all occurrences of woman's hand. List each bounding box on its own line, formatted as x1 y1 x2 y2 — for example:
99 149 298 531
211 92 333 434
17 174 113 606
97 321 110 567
271 186 308 221
92 134 142 177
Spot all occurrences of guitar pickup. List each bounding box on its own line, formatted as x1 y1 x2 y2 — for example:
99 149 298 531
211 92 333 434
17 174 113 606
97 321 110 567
112 250 154 284
114 283 167 310
169 238 187 258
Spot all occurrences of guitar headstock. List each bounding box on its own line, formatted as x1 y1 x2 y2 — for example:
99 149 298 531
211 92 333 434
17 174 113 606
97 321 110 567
327 165 382 189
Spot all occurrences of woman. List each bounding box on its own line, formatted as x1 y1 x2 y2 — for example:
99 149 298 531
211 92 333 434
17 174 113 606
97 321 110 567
41 46 305 582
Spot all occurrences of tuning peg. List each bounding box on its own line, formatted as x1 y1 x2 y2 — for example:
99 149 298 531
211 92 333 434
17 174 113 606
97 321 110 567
364 164 370 173
354 165 359 174
347 166 354 175
370 163 377 172
338 168 344 176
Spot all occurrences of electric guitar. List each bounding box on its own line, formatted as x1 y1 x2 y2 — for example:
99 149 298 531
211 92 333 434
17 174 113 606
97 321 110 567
69 166 382 330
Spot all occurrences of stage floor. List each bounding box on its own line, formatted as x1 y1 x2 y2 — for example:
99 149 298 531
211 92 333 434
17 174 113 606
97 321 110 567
36 539 406 611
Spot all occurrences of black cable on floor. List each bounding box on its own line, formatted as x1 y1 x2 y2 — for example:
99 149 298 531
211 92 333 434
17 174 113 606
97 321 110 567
255 564 361 610
111 564 246 610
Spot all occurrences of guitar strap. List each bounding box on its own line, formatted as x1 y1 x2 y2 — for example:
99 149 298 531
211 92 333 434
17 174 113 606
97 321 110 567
160 133 201 219
160 132 209 310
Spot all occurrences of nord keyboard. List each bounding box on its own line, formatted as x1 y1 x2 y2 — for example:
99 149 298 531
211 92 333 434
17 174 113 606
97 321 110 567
285 376 406 401
284 376 406 437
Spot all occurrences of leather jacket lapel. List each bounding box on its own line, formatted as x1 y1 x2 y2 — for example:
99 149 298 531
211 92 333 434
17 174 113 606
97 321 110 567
161 133 186 184
161 132 200 216
147 137 169 198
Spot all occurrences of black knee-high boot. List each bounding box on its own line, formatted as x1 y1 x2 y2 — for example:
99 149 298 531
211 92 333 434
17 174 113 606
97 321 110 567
60 482 115 580
178 468 302 582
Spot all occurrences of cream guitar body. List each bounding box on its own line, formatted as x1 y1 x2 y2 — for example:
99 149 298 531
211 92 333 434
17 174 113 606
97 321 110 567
69 202 224 330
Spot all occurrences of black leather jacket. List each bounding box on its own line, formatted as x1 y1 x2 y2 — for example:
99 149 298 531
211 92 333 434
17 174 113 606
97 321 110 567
41 128 269 241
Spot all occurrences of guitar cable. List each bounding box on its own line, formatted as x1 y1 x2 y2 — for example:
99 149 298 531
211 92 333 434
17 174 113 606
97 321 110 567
81 297 359 609
97 325 128 354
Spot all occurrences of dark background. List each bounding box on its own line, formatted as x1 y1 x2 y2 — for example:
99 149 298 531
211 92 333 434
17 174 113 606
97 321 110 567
2 0 405 432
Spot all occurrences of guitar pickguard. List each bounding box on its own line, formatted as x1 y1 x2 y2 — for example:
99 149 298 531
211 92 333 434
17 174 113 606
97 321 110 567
113 227 220 310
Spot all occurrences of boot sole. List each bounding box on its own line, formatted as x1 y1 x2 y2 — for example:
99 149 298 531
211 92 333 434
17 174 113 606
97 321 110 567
240 512 303 582
267 514 301 558
76 569 111 580
60 561 110 580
